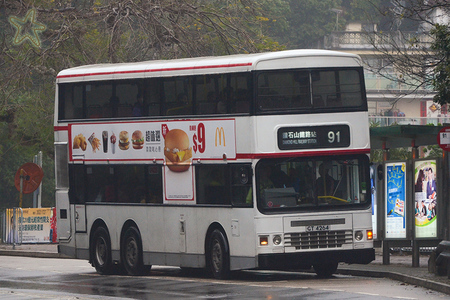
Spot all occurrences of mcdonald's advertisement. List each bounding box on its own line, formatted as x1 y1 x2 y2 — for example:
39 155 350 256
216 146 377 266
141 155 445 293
69 119 236 162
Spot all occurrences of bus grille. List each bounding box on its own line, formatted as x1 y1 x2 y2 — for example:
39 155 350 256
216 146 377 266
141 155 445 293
285 230 353 249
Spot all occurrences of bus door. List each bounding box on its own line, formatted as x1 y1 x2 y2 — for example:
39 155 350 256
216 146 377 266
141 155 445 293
163 165 194 254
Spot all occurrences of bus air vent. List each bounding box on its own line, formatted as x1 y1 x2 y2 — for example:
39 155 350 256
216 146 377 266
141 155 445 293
285 230 353 249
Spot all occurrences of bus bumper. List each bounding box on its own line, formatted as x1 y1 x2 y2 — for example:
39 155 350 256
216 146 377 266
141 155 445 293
257 248 375 270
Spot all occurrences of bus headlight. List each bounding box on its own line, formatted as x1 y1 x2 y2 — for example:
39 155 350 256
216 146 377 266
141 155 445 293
355 231 363 241
273 235 282 246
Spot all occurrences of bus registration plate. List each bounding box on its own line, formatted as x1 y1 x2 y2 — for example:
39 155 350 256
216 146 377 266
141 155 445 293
306 225 329 232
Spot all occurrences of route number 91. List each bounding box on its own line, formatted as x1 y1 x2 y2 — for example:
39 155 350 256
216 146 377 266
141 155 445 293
328 131 341 144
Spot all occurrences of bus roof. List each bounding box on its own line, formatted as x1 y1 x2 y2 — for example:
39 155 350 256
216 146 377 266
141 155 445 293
56 49 361 83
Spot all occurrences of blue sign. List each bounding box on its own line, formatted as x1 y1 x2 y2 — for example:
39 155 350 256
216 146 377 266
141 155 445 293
385 162 407 239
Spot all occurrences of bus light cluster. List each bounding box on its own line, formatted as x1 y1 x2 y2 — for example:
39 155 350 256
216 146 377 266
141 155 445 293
260 230 373 247
259 235 282 246
355 230 373 241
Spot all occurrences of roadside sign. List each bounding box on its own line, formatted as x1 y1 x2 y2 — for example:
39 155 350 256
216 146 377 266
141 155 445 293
438 126 450 152
14 162 44 194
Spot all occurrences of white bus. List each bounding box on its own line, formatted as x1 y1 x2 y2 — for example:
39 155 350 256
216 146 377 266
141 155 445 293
55 49 374 279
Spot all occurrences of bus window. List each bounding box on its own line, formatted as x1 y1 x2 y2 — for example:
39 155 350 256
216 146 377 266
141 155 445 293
312 69 363 109
68 165 163 204
339 70 364 107
68 164 86 204
195 75 217 114
84 166 111 203
116 81 141 118
59 84 84 120
114 165 161 204
86 82 113 118
164 77 193 116
196 165 230 205
147 165 163 203
231 165 252 206
229 73 251 113
257 70 311 111
146 78 162 116
256 156 370 212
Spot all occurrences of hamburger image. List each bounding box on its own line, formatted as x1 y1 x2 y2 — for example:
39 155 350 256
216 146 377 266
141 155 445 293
164 129 192 172
132 130 144 150
119 131 130 150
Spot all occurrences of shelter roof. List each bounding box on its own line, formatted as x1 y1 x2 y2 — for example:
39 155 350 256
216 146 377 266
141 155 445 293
370 125 444 149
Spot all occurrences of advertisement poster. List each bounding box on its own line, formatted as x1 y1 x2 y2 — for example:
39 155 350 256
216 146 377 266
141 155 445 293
414 160 437 238
370 165 378 240
69 119 236 161
5 208 56 244
70 119 236 201
385 162 407 239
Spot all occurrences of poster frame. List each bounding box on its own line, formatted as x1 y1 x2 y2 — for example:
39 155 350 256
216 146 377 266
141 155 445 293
413 158 439 240
384 161 409 240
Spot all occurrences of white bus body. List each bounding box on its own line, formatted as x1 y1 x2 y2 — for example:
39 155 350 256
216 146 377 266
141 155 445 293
55 50 374 278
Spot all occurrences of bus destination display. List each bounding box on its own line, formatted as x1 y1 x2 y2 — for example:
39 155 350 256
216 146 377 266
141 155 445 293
278 125 350 150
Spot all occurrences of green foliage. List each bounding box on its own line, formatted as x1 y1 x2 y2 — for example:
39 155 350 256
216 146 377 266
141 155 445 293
371 147 412 163
431 24 450 106
422 145 443 158
282 0 343 49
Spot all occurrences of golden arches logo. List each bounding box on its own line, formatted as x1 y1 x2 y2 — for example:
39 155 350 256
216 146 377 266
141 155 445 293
215 127 226 147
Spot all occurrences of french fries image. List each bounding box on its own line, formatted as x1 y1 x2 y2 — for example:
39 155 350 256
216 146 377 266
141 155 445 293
88 133 101 153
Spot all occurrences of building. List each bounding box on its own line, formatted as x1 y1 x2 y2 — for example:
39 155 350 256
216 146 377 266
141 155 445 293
324 16 449 127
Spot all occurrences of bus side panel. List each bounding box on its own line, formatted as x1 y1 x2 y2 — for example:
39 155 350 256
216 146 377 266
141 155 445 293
56 190 71 241
226 208 258 270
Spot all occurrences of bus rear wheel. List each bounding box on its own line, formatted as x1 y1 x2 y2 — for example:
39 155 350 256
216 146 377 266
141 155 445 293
121 226 149 275
206 229 230 279
313 262 338 278
91 226 114 275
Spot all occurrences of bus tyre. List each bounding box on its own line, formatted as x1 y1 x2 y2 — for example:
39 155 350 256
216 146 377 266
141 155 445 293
313 262 338 278
91 226 114 275
206 229 230 280
121 226 149 276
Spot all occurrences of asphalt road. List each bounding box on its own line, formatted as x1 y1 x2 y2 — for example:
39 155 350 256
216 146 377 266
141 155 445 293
0 256 447 299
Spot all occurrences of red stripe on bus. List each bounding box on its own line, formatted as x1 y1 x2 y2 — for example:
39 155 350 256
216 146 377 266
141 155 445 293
57 63 253 79
236 148 370 159
54 126 69 131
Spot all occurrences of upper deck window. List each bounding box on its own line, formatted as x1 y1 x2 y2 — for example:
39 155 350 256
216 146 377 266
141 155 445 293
257 68 365 112
58 73 251 121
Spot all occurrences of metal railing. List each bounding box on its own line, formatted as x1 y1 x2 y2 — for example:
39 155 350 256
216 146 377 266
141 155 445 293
369 116 450 127
325 31 433 50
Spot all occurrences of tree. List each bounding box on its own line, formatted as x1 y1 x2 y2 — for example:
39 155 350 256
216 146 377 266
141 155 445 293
431 23 450 105
362 0 450 105
0 0 281 208
282 0 343 49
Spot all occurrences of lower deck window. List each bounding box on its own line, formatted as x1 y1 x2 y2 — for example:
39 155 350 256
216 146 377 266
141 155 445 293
69 164 163 204
195 164 252 206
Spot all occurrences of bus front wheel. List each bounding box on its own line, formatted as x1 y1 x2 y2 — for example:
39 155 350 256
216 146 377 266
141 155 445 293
313 262 338 278
121 226 149 275
206 229 230 279
91 226 114 275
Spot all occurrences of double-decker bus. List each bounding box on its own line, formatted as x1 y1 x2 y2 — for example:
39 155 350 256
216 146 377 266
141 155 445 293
55 49 374 279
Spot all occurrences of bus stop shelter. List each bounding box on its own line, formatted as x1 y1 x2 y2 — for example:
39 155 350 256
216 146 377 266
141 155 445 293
369 125 449 267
